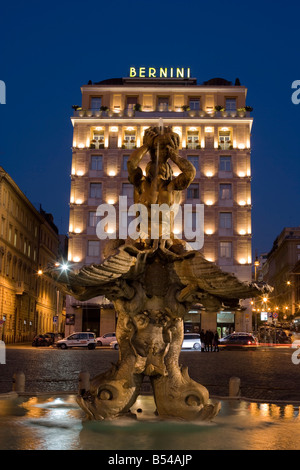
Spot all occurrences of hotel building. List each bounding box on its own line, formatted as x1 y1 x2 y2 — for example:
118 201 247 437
67 70 253 337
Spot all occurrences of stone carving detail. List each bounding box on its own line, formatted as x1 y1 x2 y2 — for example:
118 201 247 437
50 126 271 421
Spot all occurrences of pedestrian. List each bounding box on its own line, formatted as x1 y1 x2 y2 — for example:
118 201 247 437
204 330 209 351
200 329 205 352
213 331 219 352
208 329 214 351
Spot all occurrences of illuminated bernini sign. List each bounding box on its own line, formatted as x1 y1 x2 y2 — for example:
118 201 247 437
129 67 191 79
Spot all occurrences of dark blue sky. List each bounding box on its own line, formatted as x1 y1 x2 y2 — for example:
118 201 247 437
0 0 299 256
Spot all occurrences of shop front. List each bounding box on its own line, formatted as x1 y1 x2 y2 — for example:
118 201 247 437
184 310 201 333
217 311 235 338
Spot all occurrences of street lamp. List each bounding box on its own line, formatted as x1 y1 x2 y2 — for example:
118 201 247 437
252 259 260 334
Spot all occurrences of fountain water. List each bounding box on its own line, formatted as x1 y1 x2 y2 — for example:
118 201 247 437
1 393 299 450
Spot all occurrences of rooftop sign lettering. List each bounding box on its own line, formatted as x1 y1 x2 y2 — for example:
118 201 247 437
129 67 191 79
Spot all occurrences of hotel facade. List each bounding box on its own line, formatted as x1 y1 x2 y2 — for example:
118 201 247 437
67 70 253 338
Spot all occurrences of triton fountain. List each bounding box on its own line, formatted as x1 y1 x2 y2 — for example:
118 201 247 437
49 126 270 422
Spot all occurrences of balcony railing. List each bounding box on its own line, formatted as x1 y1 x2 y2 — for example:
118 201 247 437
186 142 201 150
219 142 232 150
122 141 136 149
73 109 251 119
90 141 104 149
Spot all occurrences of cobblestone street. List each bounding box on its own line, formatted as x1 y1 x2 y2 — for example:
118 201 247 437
1 346 300 402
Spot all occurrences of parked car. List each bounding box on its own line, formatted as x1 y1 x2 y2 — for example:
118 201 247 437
110 340 119 350
219 332 258 348
45 332 64 344
181 333 201 350
96 332 116 346
258 326 292 344
32 334 53 347
56 332 96 349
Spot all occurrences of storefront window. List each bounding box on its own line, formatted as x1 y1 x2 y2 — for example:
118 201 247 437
184 310 201 333
217 311 235 338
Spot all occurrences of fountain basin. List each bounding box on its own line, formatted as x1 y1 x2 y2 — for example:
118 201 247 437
0 393 299 450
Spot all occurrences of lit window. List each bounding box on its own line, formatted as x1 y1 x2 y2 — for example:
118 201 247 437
225 98 236 112
219 130 231 150
88 212 100 227
220 241 232 258
90 155 103 171
90 97 102 110
90 183 102 199
122 155 130 171
123 130 136 149
187 156 199 171
189 98 200 111
219 184 232 200
187 184 199 200
91 129 104 149
187 130 200 149
219 212 232 229
157 97 169 111
126 96 138 110
219 156 232 172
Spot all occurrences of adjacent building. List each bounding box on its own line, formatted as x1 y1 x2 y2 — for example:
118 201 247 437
261 226 300 318
0 167 65 343
67 70 254 337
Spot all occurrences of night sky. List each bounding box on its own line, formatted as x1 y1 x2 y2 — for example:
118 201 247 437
0 0 299 257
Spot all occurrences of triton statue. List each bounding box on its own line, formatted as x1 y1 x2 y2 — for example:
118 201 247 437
49 126 271 421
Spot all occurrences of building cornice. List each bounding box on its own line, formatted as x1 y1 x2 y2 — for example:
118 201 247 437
81 85 247 94
71 117 253 130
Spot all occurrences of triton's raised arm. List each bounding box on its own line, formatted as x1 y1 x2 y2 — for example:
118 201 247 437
127 128 157 187
167 145 196 191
